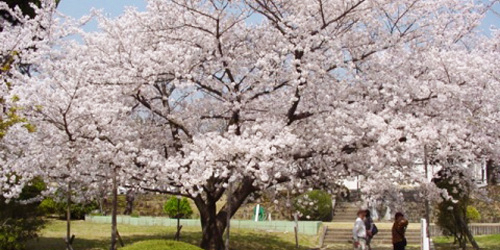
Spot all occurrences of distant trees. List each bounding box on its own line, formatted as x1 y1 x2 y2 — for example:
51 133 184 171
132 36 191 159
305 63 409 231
39 196 98 220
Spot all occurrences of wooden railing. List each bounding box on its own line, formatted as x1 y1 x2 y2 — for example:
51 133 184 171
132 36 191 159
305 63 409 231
430 223 500 236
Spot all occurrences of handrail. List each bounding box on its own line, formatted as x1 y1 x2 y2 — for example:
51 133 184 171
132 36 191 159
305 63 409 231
319 225 328 247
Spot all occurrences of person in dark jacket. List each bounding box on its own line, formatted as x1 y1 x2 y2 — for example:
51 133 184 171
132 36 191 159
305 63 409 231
364 209 374 250
392 212 409 250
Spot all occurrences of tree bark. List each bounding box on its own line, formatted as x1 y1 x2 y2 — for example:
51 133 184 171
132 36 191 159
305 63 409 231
456 210 480 250
110 167 118 250
195 177 256 250
197 198 225 250
123 189 135 215
66 182 71 250
225 182 231 250
486 159 498 185
424 145 431 236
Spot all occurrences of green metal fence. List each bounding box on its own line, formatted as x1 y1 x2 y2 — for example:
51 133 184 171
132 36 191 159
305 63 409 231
85 215 322 235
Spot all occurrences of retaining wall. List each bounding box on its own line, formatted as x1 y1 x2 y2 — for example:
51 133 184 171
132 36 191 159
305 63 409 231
85 215 322 235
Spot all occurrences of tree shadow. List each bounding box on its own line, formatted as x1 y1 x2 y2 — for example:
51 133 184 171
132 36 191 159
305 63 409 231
26 230 313 250
27 233 184 250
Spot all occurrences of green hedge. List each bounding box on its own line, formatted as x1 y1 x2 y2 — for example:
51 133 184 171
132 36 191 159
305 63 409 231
121 240 202 250
39 197 98 220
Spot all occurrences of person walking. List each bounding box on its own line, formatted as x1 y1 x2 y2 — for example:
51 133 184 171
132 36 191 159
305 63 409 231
392 212 409 250
364 209 374 250
352 209 367 250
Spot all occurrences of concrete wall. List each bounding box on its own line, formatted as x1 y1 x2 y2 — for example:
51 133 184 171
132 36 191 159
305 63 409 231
85 215 322 235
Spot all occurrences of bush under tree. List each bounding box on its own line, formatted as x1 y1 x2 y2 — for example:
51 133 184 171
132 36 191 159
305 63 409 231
466 206 481 222
294 190 332 221
39 197 98 220
0 177 46 250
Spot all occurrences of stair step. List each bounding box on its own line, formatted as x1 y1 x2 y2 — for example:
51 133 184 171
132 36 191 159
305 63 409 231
323 227 422 245
324 234 421 238
326 231 420 237
327 200 423 247
325 229 421 232
323 240 421 244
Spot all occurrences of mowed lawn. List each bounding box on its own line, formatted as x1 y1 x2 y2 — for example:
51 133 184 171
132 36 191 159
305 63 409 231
433 234 500 250
26 220 500 250
26 219 318 250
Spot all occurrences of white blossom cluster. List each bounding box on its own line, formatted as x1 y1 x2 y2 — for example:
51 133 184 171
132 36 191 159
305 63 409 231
1 1 499 214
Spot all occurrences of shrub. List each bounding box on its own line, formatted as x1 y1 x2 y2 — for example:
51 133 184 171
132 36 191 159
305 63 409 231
39 197 98 220
121 240 202 250
294 190 333 221
472 185 500 223
466 206 481 222
163 197 193 219
0 177 46 250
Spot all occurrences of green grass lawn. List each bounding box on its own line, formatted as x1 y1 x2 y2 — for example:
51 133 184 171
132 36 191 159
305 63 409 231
26 220 318 250
433 234 500 250
121 240 202 250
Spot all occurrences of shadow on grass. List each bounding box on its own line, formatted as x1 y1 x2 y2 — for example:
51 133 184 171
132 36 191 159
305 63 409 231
434 243 497 250
26 231 312 250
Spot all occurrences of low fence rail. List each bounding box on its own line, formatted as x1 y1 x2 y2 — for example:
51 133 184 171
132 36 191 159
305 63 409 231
85 215 322 235
429 223 500 236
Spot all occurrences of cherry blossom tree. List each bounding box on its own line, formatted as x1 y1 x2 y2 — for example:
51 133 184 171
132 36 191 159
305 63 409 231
15 41 142 248
59 1 498 249
0 0 59 198
1 3 136 248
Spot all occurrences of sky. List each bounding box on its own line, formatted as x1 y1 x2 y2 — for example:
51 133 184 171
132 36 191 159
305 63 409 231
58 0 146 18
57 0 499 35
57 0 146 32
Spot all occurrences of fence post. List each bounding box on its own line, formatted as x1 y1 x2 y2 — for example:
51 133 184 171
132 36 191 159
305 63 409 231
421 218 430 250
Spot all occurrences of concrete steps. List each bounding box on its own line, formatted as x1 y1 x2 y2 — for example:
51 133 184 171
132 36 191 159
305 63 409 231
327 200 423 247
323 228 422 245
332 202 362 222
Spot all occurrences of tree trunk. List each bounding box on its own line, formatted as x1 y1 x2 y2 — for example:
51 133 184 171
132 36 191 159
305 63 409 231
66 182 71 250
198 199 226 250
456 211 479 249
123 189 135 215
486 159 498 185
195 177 256 250
225 182 231 250
110 167 118 250
424 145 431 236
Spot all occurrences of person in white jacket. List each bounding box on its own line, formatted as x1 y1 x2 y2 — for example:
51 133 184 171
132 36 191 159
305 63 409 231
352 209 367 250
